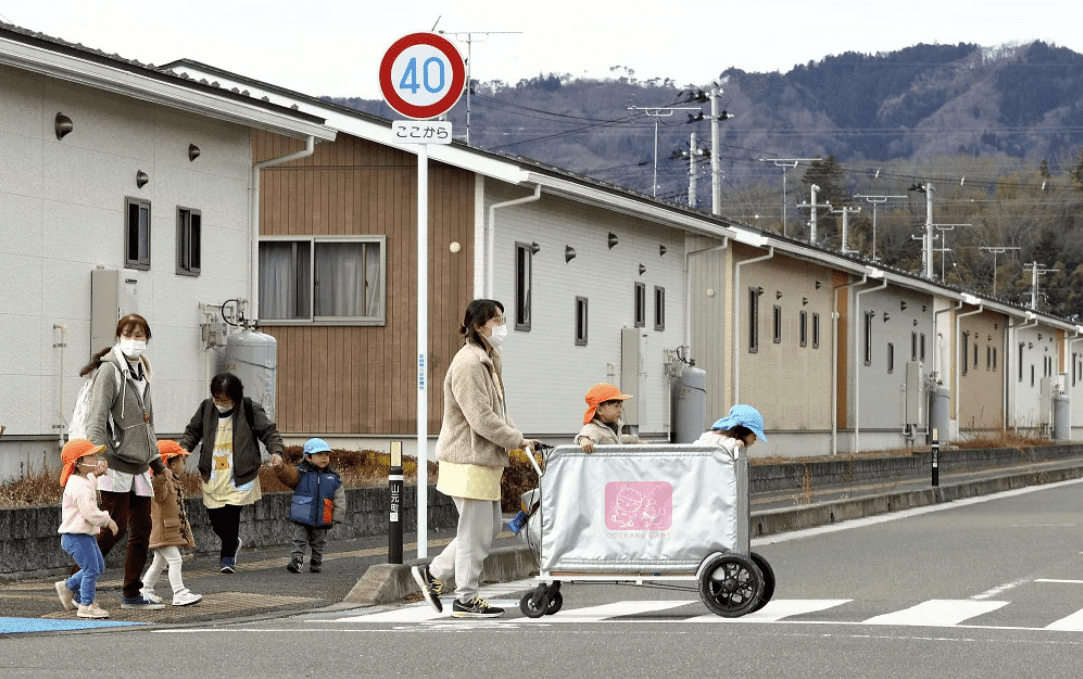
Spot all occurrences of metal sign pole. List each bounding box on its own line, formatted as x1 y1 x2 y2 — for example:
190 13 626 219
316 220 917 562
417 142 429 559
389 440 403 563
931 428 939 487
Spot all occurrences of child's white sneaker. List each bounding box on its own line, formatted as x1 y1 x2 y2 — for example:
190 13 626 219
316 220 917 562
77 603 109 619
55 581 75 611
172 590 203 606
140 588 163 604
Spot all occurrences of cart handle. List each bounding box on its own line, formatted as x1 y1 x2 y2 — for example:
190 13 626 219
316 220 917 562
526 442 551 477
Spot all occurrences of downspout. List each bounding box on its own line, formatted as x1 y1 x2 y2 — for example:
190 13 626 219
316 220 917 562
251 135 316 320
853 276 887 453
733 247 775 405
487 185 542 298
831 275 867 455
53 323 67 446
954 301 984 423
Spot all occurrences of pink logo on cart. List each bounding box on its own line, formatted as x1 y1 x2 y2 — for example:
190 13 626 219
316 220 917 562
604 481 672 530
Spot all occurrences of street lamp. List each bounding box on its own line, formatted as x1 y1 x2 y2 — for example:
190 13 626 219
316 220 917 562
854 194 906 262
629 105 701 197
979 246 1020 296
760 158 817 237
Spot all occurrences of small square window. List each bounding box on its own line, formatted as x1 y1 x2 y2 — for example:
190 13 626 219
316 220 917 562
634 282 646 328
575 297 588 346
125 197 151 271
176 207 201 276
653 286 665 331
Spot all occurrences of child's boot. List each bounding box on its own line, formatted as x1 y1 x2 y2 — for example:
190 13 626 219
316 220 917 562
309 558 322 574
286 555 303 573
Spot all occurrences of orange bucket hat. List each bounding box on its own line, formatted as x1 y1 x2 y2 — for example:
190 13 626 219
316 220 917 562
60 439 106 487
583 383 633 424
157 439 190 466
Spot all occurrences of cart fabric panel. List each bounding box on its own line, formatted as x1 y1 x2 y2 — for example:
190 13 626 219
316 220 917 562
538 444 748 574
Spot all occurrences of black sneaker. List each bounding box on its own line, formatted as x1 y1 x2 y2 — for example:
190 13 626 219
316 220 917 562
411 565 443 613
309 562 322 574
286 556 302 573
452 597 503 618
120 594 166 610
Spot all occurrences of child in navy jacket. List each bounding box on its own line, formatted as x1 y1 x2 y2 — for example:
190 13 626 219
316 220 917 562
271 438 346 573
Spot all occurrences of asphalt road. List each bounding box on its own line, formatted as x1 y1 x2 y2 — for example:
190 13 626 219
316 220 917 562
5 478 1083 678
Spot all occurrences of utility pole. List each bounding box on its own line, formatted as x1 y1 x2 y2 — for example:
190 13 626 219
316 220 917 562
685 131 708 208
831 205 861 255
907 183 935 279
1025 262 1059 310
628 105 700 197
708 88 735 215
854 194 906 262
435 28 522 145
979 246 1021 296
761 158 817 237
932 223 971 282
797 184 831 245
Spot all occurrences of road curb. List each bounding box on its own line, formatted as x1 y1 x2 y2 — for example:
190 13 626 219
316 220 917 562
348 463 1083 607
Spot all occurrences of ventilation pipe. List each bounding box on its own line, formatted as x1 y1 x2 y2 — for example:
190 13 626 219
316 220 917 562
250 135 316 319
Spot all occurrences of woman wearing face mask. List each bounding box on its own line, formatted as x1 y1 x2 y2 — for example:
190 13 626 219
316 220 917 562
411 299 542 619
80 313 167 610
179 372 284 573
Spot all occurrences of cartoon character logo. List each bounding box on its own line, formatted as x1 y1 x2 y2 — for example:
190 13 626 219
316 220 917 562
604 481 672 531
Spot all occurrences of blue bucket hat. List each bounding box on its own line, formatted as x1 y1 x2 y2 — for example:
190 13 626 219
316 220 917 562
303 438 332 456
712 404 767 442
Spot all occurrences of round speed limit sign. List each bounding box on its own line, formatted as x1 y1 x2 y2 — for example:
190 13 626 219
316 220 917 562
379 33 466 120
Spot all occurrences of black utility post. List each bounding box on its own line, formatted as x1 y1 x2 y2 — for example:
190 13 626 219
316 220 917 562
389 441 403 564
931 428 939 487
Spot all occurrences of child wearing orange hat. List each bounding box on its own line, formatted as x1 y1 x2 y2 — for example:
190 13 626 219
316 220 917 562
55 439 118 619
140 440 202 607
575 383 645 453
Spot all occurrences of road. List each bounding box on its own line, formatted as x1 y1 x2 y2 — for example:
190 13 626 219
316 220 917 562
5 479 1083 678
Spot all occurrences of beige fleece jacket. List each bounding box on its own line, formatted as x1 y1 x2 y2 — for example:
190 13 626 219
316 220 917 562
435 341 526 468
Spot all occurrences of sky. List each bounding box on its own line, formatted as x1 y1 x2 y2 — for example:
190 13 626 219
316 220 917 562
1 0 1080 101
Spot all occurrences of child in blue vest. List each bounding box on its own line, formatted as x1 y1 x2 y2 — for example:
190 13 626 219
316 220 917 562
270 438 346 573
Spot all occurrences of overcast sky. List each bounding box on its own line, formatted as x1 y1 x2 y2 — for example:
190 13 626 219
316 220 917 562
2 0 1079 100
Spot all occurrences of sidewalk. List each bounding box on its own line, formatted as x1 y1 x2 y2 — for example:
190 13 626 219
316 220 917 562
4 451 1083 631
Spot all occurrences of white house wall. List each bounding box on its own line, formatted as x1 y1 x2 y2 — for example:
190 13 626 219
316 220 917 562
484 183 686 439
0 64 254 478
1008 324 1059 432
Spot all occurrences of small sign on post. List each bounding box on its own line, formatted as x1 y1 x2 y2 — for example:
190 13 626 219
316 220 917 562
389 441 403 564
931 428 939 487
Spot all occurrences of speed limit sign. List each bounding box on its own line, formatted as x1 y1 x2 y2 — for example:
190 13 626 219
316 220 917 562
379 33 466 120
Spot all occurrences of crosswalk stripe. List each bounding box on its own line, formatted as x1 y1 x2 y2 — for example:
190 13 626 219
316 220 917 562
1045 609 1083 631
686 599 853 623
522 600 693 622
863 599 1008 626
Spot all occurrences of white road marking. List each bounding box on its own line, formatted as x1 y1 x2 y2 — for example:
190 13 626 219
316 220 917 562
1035 579 1083 585
973 577 1032 600
863 600 1008 626
686 598 852 622
519 600 692 622
1046 609 1083 631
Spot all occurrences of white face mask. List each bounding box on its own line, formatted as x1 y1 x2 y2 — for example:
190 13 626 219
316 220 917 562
215 403 233 413
119 338 146 359
487 324 508 348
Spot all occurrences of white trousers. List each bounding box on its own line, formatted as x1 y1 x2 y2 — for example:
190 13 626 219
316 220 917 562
430 497 502 604
142 546 187 596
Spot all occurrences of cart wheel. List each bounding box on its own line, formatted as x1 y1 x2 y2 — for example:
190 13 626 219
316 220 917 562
520 584 550 619
697 552 764 618
545 591 564 615
750 552 775 613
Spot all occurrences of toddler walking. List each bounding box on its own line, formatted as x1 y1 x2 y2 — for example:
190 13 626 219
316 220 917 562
140 440 202 606
271 438 346 573
55 439 118 619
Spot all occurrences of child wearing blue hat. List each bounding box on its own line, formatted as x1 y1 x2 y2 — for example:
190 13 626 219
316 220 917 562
271 438 347 573
696 404 767 451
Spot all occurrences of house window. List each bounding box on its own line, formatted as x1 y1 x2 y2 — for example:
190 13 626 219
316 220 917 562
986 346 991 370
800 311 808 347
962 333 969 376
864 312 874 365
911 332 918 361
748 288 759 353
258 236 386 323
1019 343 1025 382
773 305 782 344
634 282 646 328
1031 364 1035 387
812 313 820 349
973 343 978 367
653 286 665 331
920 333 926 362
176 207 201 276
887 343 894 374
124 197 151 270
575 297 588 346
515 242 533 331
993 347 997 370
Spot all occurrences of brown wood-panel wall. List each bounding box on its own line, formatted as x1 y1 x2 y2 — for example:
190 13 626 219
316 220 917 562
253 132 475 435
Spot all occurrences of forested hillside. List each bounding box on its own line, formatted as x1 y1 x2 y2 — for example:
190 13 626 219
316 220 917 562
330 41 1083 319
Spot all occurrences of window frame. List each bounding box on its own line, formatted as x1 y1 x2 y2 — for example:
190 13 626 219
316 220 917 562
653 286 666 331
257 235 387 325
962 332 969 376
575 296 588 346
799 310 808 348
812 312 820 349
864 311 874 366
887 342 894 374
634 282 646 329
176 206 201 276
748 287 759 353
772 305 783 344
515 242 533 331
124 197 151 271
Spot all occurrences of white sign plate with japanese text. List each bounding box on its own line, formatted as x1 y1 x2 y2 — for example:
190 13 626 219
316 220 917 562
391 120 453 145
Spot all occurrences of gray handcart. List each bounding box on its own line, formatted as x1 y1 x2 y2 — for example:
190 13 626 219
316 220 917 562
517 443 775 618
